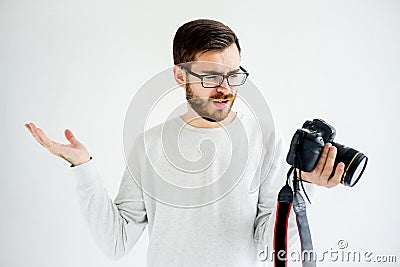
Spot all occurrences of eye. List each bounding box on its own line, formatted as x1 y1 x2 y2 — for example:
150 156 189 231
203 75 222 86
228 73 247 86
204 75 221 81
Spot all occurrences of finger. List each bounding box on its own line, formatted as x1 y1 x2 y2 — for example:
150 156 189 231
65 129 78 145
25 123 68 159
327 162 345 188
25 123 49 148
25 123 34 135
25 123 35 134
30 124 59 153
321 146 337 181
34 127 54 148
25 123 38 140
313 143 332 176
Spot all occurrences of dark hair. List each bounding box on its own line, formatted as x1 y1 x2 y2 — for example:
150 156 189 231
173 19 241 65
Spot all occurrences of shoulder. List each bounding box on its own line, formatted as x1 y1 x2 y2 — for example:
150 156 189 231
134 117 182 148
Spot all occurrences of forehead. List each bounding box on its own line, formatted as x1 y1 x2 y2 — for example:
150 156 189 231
192 43 241 72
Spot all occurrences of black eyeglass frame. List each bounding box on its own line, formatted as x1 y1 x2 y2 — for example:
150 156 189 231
180 65 249 88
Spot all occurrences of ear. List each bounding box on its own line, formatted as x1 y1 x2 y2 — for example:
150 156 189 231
173 65 186 89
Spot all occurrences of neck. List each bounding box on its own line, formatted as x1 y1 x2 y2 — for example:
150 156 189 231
181 106 237 128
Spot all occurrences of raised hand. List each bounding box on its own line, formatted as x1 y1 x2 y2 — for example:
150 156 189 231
25 122 91 166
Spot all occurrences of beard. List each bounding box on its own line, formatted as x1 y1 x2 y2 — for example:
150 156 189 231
185 84 236 122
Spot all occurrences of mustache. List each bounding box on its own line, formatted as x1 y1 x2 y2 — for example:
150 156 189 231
209 92 235 101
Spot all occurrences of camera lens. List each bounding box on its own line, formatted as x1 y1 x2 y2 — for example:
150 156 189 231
333 143 368 187
349 156 368 186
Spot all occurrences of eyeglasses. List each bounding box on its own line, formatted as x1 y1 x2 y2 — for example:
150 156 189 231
181 66 249 88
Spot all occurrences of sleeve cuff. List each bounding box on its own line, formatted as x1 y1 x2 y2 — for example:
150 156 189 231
69 157 102 188
70 156 92 167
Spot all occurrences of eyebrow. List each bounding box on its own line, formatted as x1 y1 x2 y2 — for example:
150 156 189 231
200 68 241 75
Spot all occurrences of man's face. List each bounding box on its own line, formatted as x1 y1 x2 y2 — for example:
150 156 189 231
183 44 241 122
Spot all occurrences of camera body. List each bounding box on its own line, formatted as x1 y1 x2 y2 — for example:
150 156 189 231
286 119 336 172
287 118 368 187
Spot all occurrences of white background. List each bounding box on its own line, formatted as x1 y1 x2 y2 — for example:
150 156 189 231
1 0 399 266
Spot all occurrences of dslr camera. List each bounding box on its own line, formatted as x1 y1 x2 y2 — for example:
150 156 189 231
286 119 368 187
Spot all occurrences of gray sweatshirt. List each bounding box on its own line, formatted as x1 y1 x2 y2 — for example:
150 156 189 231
71 113 314 266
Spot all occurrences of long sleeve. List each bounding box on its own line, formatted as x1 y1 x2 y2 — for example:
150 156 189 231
71 157 148 260
254 134 315 258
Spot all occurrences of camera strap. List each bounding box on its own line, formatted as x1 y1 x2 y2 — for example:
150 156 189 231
273 167 294 266
273 167 316 267
293 169 316 267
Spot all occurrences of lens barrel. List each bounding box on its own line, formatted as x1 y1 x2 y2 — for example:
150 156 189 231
333 142 368 187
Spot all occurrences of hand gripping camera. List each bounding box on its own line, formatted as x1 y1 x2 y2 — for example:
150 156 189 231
286 119 368 187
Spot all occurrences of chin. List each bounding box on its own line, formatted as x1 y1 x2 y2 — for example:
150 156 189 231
203 109 231 122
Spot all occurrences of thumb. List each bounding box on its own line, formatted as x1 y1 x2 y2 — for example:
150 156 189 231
64 129 79 145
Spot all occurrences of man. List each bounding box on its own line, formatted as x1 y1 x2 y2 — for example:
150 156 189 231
25 19 344 266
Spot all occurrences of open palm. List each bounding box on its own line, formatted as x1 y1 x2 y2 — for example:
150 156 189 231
25 122 91 166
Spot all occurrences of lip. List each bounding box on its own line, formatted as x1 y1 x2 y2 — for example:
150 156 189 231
212 99 230 109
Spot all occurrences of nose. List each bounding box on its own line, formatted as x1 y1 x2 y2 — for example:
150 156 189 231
216 78 231 95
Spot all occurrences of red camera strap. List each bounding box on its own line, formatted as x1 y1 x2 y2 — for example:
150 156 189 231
273 168 316 267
